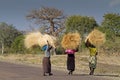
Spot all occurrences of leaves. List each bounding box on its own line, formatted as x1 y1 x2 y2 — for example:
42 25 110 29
0 22 22 47
102 13 120 37
65 15 98 38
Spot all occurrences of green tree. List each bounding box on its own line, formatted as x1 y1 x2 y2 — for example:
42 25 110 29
101 13 120 40
98 13 120 54
26 6 66 36
65 15 98 38
0 22 22 54
11 35 25 53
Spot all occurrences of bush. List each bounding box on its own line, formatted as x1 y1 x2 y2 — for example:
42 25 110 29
56 46 65 55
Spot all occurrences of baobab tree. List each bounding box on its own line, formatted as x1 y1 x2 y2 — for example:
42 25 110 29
26 6 66 36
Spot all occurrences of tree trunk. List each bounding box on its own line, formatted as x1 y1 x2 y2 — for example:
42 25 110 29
49 20 55 36
1 41 4 55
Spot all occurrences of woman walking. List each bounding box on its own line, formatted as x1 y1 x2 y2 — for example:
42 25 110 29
42 41 53 76
24 32 57 76
85 29 106 75
85 39 98 75
65 49 78 75
61 32 81 75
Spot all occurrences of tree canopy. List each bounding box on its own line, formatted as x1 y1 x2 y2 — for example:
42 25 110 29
101 13 120 40
65 15 98 38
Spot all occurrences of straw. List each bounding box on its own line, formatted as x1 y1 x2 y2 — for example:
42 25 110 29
86 29 106 46
24 32 43 49
24 31 57 49
61 32 81 49
38 34 57 48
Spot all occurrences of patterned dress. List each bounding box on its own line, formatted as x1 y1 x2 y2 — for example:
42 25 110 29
88 47 97 69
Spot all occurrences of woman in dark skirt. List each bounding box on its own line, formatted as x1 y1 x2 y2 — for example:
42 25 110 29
65 49 78 75
67 54 75 75
42 41 53 76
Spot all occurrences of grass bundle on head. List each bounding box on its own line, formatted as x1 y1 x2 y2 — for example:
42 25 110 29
24 32 43 49
38 34 57 48
86 29 106 47
61 32 81 49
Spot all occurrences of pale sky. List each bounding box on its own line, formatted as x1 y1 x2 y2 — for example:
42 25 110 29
0 0 120 30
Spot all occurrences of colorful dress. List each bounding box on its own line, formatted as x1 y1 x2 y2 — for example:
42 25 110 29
88 47 97 69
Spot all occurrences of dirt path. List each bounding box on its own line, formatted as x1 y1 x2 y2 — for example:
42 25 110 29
0 61 114 80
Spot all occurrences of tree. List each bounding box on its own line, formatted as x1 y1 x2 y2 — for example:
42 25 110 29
26 6 66 36
99 13 120 54
65 15 98 38
0 22 22 54
11 35 25 53
101 13 120 40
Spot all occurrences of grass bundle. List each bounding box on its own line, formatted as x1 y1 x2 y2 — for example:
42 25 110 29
61 32 81 49
38 34 57 48
24 32 43 49
24 31 57 48
86 29 106 46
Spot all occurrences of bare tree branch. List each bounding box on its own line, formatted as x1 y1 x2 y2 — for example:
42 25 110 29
26 6 66 36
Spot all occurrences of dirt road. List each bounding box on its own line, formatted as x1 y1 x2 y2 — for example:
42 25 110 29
0 61 115 80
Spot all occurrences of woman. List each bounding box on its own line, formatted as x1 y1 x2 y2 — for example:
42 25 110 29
42 41 53 76
85 39 98 75
65 48 78 75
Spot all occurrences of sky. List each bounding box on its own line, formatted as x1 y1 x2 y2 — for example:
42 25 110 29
0 0 120 31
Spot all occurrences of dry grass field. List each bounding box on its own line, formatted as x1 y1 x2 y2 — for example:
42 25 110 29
0 51 120 79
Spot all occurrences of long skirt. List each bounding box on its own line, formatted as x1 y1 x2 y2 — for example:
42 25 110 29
42 57 51 73
67 54 75 71
89 56 97 69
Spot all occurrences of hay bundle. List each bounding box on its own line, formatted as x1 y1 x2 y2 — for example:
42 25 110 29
86 29 106 46
38 34 57 48
61 32 81 49
24 32 43 49
24 31 57 49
